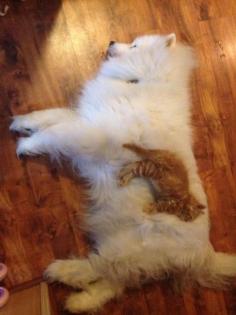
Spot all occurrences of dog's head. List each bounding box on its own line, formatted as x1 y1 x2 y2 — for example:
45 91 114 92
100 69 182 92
107 34 176 58
101 34 178 82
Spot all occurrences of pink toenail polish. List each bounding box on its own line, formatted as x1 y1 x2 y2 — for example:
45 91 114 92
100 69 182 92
0 264 7 282
0 287 4 297
0 287 9 307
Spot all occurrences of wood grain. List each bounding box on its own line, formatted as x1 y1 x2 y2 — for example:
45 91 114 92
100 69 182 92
41 282 52 315
0 284 41 315
0 0 236 314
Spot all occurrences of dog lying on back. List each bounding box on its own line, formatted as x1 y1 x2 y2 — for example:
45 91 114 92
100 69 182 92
10 34 236 313
119 143 205 221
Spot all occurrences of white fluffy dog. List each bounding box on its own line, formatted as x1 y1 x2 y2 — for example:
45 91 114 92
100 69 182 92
10 34 236 313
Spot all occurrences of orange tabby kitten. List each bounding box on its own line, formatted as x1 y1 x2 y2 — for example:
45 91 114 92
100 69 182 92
119 144 205 221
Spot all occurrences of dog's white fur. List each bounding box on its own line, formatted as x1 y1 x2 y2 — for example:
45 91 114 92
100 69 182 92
10 34 236 313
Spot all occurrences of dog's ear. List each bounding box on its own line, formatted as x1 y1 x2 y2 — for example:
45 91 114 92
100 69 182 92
166 33 176 48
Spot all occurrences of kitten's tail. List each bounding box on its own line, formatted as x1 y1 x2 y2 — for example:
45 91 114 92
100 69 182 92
197 251 236 288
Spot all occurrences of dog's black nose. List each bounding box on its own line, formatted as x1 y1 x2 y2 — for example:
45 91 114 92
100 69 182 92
109 41 115 46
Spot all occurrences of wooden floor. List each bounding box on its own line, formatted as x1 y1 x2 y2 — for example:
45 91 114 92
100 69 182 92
0 282 51 315
0 0 236 314
0 285 41 315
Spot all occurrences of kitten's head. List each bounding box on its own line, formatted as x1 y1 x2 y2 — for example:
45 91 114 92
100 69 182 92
100 34 177 82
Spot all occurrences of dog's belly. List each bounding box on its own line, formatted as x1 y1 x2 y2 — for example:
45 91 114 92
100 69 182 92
75 77 210 253
85 176 154 239
84 170 209 255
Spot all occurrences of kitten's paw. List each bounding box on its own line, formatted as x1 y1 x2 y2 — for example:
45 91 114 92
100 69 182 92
10 115 37 135
119 164 135 186
119 174 133 186
143 202 156 214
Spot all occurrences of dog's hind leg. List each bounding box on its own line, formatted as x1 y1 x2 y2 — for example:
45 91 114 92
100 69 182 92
44 258 100 289
65 279 123 313
10 108 76 135
45 257 124 312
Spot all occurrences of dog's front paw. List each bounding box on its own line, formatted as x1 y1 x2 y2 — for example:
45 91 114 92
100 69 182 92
16 137 38 158
10 115 37 135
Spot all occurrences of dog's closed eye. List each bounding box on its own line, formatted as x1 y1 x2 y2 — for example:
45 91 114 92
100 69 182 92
127 79 139 84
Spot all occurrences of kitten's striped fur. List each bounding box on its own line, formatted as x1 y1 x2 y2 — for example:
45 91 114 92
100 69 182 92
120 143 205 221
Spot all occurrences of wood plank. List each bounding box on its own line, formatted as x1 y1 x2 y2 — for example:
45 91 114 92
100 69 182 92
41 282 52 315
0 284 41 315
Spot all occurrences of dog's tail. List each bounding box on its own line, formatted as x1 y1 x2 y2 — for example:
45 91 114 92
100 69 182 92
197 251 236 288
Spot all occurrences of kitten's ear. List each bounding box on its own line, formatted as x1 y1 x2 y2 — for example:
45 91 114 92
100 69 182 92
166 33 176 47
